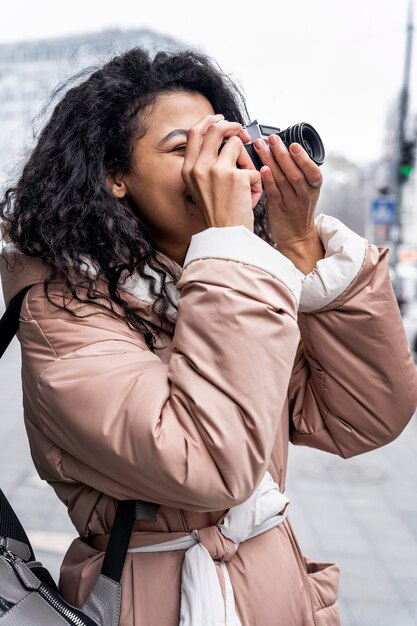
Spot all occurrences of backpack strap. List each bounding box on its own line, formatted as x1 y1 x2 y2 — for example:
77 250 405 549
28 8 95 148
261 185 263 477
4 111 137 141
0 489 35 561
0 285 33 357
0 285 159 584
100 501 136 582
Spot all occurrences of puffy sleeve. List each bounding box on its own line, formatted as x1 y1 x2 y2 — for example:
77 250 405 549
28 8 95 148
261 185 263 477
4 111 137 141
34 226 303 511
289 214 417 458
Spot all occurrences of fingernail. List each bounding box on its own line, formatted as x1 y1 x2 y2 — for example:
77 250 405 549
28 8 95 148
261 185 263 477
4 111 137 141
290 143 302 155
254 138 265 150
268 134 279 146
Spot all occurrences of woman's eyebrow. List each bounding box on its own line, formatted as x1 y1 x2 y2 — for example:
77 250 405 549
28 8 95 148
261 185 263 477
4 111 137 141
157 129 188 147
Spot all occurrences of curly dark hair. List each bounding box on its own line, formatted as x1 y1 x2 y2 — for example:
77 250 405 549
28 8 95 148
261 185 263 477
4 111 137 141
0 45 271 351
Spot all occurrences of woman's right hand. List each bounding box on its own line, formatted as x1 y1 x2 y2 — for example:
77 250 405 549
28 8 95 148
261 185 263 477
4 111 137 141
181 115 262 232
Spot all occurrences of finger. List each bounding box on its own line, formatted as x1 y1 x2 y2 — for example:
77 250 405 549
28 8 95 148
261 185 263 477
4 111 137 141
214 133 257 173
197 121 245 164
236 138 257 171
288 143 323 189
215 134 246 167
238 128 252 144
247 168 263 208
254 139 294 195
219 123 251 145
215 138 262 207
267 135 309 194
260 165 284 206
183 114 224 176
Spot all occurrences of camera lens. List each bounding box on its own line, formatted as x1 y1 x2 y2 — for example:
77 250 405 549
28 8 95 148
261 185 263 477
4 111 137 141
278 123 325 166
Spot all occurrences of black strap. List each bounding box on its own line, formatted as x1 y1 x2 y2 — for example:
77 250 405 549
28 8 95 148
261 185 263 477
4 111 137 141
100 500 136 582
0 287 38 565
0 489 35 561
1 285 158 584
100 498 159 582
0 285 32 357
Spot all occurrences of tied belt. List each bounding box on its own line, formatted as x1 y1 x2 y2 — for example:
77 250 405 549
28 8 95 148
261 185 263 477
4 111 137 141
93 472 290 626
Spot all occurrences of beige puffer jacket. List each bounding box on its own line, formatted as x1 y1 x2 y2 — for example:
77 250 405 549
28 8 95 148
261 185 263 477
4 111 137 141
1 214 416 626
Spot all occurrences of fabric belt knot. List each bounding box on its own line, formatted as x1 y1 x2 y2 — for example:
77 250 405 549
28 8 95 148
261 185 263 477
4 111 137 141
127 471 290 625
195 526 238 562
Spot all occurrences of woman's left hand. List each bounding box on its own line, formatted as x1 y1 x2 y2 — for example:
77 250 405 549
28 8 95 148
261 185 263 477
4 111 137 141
253 135 325 273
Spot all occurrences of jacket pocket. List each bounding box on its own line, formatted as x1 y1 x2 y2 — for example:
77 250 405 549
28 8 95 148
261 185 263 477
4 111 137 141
303 557 341 626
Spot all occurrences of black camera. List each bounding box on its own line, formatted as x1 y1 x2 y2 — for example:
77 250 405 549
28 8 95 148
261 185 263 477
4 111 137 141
243 120 325 169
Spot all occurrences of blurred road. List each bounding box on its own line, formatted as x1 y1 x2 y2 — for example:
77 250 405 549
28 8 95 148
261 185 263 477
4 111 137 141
1 306 416 625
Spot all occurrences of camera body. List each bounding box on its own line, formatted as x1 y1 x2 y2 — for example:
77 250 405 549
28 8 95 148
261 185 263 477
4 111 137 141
243 120 325 169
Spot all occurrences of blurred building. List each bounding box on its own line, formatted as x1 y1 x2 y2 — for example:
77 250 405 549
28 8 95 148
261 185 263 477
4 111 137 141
317 154 370 237
0 28 181 189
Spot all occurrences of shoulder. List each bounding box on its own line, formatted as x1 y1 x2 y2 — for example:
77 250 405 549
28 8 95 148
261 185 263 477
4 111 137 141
20 282 149 362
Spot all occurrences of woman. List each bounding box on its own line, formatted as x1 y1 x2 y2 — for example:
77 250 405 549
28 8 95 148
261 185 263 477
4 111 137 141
1 46 416 626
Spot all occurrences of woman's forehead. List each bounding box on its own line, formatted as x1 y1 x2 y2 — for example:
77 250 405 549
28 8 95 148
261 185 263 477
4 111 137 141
143 92 216 137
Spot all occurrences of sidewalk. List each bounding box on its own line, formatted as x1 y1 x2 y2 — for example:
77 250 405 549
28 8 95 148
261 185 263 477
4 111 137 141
1 324 416 625
286 413 417 626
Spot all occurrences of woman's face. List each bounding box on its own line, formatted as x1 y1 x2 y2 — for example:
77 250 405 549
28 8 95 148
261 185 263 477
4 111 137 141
114 91 216 266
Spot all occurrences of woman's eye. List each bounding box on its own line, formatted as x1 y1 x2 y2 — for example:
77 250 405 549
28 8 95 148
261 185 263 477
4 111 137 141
172 145 187 152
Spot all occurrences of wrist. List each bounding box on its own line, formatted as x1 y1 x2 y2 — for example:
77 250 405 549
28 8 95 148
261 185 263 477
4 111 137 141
273 228 325 274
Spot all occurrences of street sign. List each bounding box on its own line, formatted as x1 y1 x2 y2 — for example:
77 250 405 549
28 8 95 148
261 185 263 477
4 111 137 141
370 197 396 225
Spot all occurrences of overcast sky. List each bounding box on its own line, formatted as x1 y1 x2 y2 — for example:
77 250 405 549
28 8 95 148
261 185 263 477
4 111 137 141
1 0 415 165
